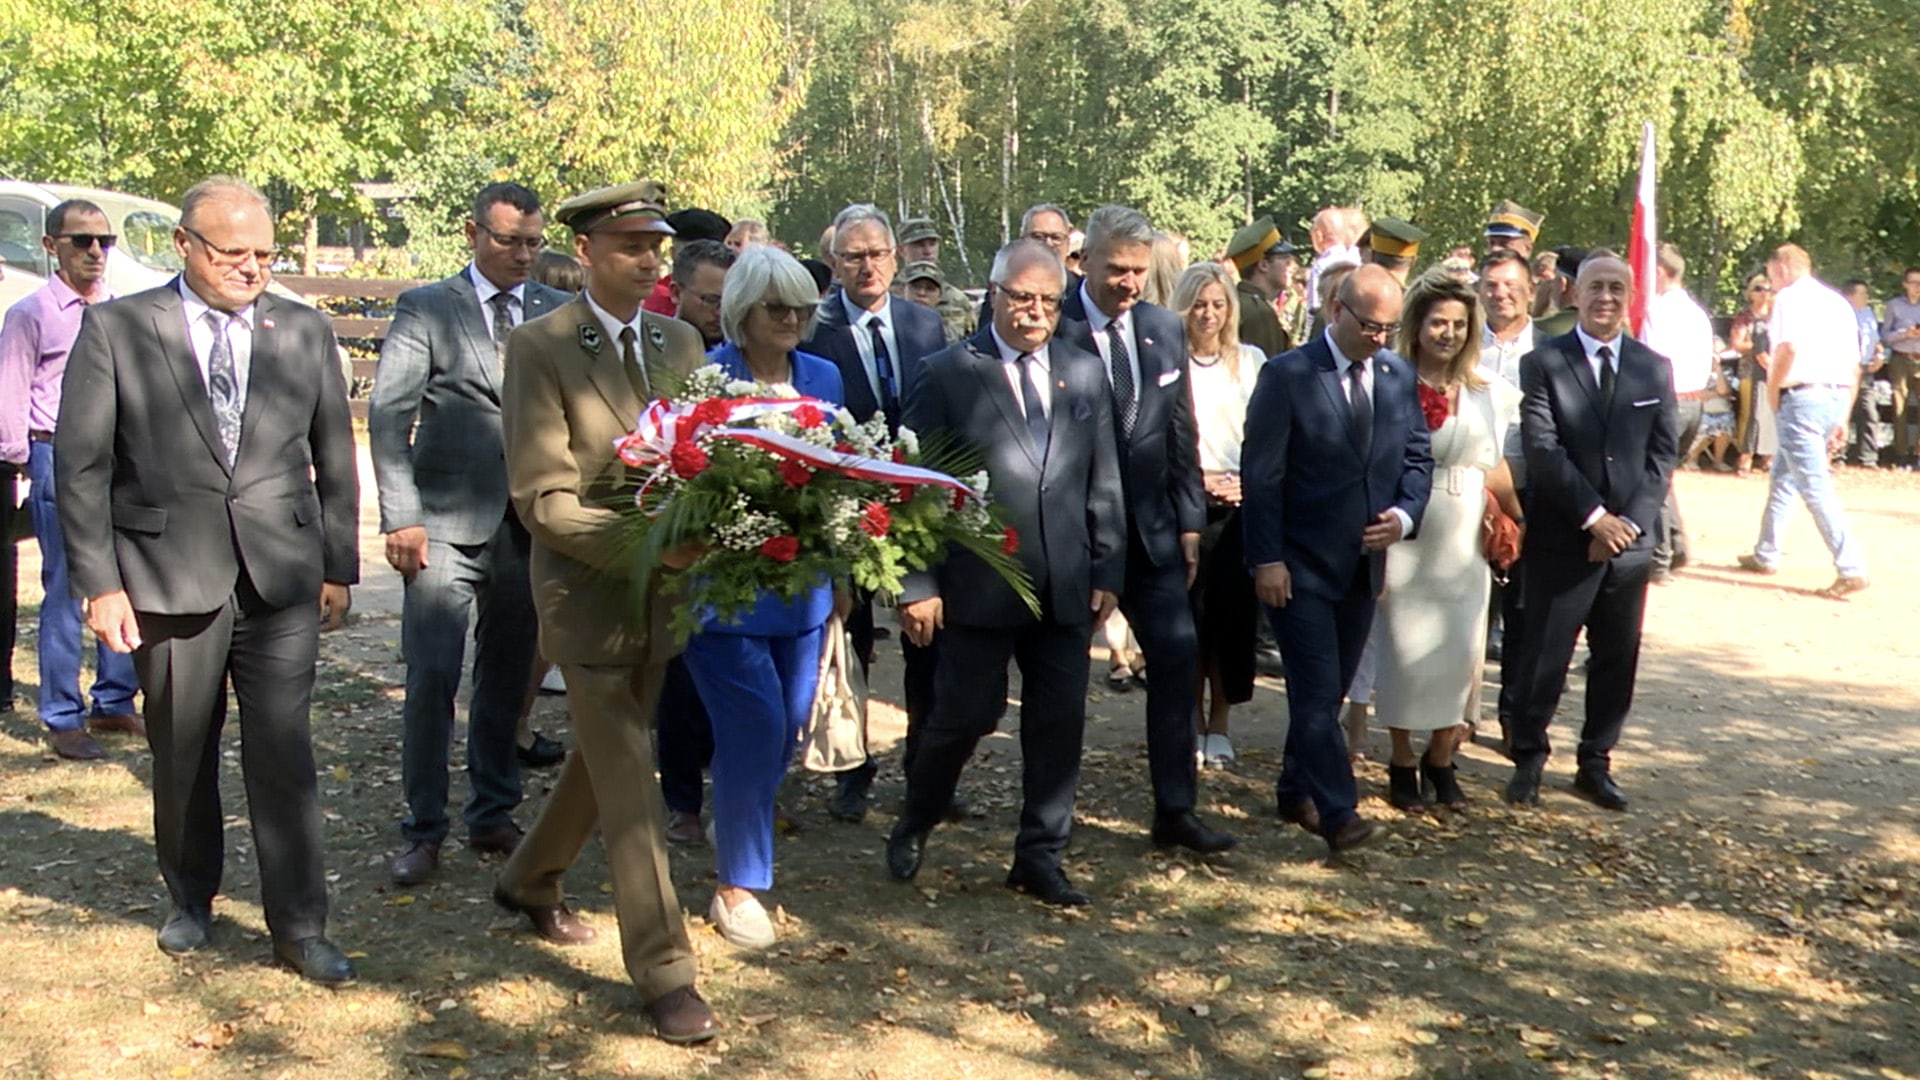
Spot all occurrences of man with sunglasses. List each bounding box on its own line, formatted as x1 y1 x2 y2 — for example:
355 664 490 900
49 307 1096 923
0 199 142 760
56 176 360 983
369 183 571 888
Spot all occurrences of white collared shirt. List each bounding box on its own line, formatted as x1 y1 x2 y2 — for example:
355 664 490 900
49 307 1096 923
991 327 1051 419
583 289 649 374
1643 285 1715 394
1307 246 1362 312
1574 324 1625 388
469 264 527 340
1481 318 1535 386
1769 275 1863 388
841 291 899 404
179 279 255 401
1080 281 1143 406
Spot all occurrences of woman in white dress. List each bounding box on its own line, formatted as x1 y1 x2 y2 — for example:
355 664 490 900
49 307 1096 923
1372 272 1525 811
1172 262 1266 769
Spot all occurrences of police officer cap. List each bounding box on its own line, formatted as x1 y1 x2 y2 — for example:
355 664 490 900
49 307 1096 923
555 180 674 235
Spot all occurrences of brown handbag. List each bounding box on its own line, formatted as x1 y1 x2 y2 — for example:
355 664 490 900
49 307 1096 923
1482 490 1522 574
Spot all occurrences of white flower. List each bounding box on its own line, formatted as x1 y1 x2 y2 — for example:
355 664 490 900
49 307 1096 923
833 407 857 431
896 426 921 457
725 379 758 396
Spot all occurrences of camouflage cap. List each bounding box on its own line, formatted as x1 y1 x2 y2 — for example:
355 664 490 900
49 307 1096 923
901 260 945 284
897 217 940 245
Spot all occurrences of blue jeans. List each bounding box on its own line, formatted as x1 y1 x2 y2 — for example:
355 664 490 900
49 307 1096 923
681 625 824 892
26 441 138 731
1752 387 1867 577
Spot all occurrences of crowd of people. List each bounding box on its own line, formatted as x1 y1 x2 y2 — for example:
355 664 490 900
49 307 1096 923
0 172 1889 1045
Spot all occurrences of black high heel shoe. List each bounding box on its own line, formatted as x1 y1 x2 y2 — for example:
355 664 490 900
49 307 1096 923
1421 757 1468 811
1388 764 1428 813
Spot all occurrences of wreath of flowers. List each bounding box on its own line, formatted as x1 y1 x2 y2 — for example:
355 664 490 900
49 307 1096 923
612 363 1034 637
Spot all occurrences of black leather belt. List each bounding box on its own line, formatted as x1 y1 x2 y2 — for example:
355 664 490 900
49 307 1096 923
28 430 52 443
1779 383 1847 395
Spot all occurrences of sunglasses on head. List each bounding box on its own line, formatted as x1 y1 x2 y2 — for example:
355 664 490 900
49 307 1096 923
57 233 117 251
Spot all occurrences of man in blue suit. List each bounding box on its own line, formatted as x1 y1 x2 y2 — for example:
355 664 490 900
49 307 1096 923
1058 205 1234 854
1241 264 1433 854
801 204 949 823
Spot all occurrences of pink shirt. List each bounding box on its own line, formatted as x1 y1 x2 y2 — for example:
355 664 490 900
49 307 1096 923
0 275 110 465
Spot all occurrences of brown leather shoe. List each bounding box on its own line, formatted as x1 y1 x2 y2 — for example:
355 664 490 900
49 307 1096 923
1326 816 1379 854
1820 575 1869 599
491 885 597 945
468 823 524 857
391 840 441 886
1278 797 1320 835
50 728 104 761
646 985 719 1044
87 712 146 738
664 810 704 846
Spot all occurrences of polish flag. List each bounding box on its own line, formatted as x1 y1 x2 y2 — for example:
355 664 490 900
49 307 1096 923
1627 122 1657 338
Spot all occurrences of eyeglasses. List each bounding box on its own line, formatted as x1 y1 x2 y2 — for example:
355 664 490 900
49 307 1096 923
1025 230 1069 246
834 248 892 266
757 301 817 322
997 286 1062 311
1346 311 1399 337
181 226 276 269
56 233 117 251
686 291 722 309
1748 285 1771 293
477 224 548 252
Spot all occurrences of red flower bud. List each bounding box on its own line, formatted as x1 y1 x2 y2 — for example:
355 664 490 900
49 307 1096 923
779 459 813 487
794 403 826 429
759 535 800 563
669 441 709 479
691 398 733 428
1000 526 1019 555
859 501 892 538
891 446 907 463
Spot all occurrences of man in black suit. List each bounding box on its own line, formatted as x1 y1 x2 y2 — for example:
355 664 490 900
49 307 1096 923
977 204 1084 327
1058 205 1233 854
802 203 949 823
886 239 1127 906
1504 252 1678 811
1242 265 1433 854
57 177 360 984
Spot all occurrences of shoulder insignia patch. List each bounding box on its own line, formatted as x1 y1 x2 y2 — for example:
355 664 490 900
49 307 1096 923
579 323 603 354
646 322 667 353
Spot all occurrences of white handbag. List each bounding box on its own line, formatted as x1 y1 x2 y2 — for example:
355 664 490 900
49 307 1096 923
803 614 868 772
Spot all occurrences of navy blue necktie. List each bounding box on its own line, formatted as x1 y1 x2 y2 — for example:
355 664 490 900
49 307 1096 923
867 316 898 417
1018 353 1050 459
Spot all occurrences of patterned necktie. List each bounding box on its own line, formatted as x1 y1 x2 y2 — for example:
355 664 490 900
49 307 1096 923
204 310 242 465
1348 359 1373 458
867 315 898 417
621 326 650 399
1106 320 1137 439
489 291 514 361
1017 352 1050 459
1598 344 1616 410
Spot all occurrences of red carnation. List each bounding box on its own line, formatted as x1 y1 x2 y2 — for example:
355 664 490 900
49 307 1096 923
859 501 892 538
780 459 813 487
759 535 800 562
794 403 826 430
894 483 917 504
691 398 733 428
1418 382 1451 432
669 441 709 479
1000 526 1019 555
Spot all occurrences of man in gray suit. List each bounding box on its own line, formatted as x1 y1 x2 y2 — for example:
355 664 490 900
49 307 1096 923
370 183 570 885
886 239 1127 907
57 176 359 983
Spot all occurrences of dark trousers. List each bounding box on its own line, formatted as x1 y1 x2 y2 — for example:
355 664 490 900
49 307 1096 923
135 574 329 943
399 512 538 842
1267 565 1374 837
900 617 1091 871
1496 554 1529 740
0 468 17 708
1653 399 1703 574
1120 541 1200 817
655 657 713 816
840 594 939 793
1849 377 1885 465
1507 545 1652 771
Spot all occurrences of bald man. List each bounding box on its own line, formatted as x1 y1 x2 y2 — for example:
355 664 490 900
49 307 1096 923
1242 264 1432 854
1503 253 1678 813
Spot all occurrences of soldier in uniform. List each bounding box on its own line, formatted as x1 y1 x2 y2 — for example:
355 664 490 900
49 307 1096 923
901 260 967 344
896 217 976 341
494 181 719 1045
1225 217 1295 359
1358 216 1428 287
1484 200 1544 260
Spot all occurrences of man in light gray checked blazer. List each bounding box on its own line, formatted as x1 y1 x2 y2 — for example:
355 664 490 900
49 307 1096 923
370 183 571 885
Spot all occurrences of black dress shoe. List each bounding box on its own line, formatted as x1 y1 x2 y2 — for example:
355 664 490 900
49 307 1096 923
829 778 869 823
1325 816 1378 854
1005 864 1092 907
517 732 566 769
157 906 211 955
1505 765 1542 806
1572 767 1629 811
273 936 357 986
1150 812 1238 854
1253 643 1285 678
943 794 978 823
391 839 441 885
885 825 927 881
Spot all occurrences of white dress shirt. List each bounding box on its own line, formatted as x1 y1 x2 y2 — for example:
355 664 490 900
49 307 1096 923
1571 325 1639 535
1307 245 1362 311
1769 275 1863 388
1481 318 1536 387
1322 329 1412 538
991 327 1051 419
179 279 254 402
841 291 899 405
1642 285 1715 394
1079 281 1143 406
470 264 527 340
583 290 651 379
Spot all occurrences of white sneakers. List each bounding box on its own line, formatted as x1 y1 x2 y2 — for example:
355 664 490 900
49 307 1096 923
709 891 777 950
1200 733 1236 770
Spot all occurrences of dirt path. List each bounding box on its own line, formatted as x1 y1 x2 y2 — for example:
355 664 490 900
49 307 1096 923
0 452 1915 1079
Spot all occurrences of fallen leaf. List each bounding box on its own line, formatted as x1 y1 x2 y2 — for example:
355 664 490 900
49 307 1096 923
388 895 416 907
415 1042 470 1061
1630 1013 1659 1028
1211 975 1232 993
187 1023 237 1051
